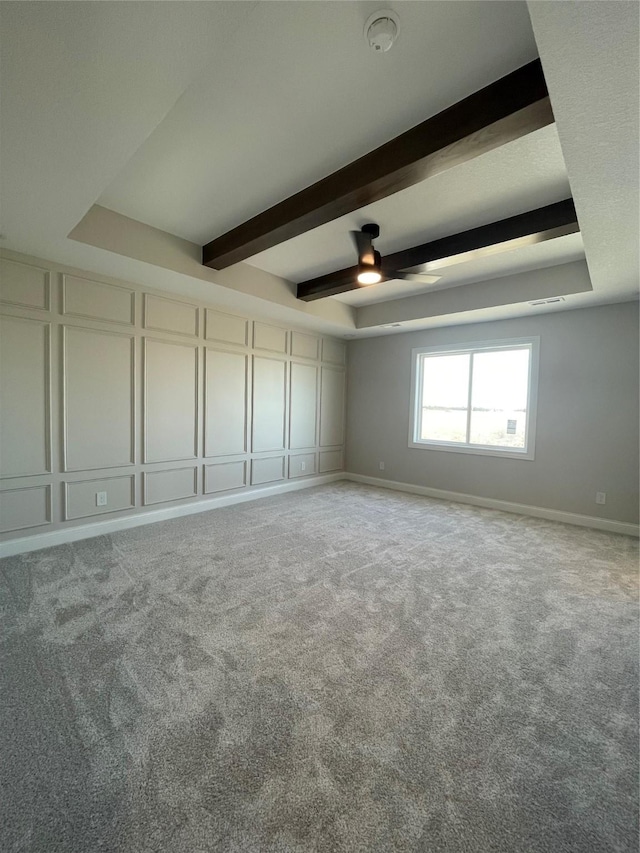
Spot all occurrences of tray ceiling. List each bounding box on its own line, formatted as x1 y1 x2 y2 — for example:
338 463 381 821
1 1 637 337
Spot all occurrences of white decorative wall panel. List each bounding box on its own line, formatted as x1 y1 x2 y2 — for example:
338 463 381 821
289 362 317 449
251 456 285 485
0 485 51 533
252 356 287 452
291 331 319 360
319 449 343 473
253 322 287 353
63 275 134 325
205 349 248 457
204 460 247 494
289 453 316 479
205 310 248 346
320 366 346 447
144 339 198 462
144 294 198 337
143 467 198 505
64 475 135 520
322 337 346 366
64 326 134 471
0 259 50 310
0 316 50 478
0 250 346 543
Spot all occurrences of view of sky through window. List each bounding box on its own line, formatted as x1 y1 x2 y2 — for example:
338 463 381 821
419 347 530 448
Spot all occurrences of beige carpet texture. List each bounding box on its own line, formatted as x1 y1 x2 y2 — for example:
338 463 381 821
1 482 638 852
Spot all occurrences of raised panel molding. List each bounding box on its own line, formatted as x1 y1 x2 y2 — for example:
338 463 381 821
252 355 287 452
0 251 348 544
204 349 248 457
205 309 248 346
63 325 135 472
0 485 52 533
289 453 317 479
251 455 285 486
320 366 346 447
204 460 247 494
322 337 346 366
319 449 343 473
0 316 51 479
64 474 135 521
143 293 198 337
0 258 50 311
144 338 198 463
62 275 135 325
143 467 198 506
289 362 318 450
290 331 319 360
253 322 287 353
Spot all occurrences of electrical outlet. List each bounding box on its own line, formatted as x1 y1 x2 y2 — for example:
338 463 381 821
595 491 606 505
300 462 306 471
96 491 108 507
379 461 385 471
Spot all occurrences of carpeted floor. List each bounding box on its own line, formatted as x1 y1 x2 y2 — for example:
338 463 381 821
1 482 638 853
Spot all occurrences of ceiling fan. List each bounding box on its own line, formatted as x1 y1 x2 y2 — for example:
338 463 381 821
351 224 441 286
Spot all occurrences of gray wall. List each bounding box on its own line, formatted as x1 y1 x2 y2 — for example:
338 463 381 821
0 252 346 542
346 302 639 524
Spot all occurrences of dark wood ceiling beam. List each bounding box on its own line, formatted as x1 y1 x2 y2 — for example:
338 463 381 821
296 199 578 302
203 59 553 269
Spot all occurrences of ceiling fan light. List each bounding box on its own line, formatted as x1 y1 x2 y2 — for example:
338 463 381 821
357 263 382 285
357 270 382 285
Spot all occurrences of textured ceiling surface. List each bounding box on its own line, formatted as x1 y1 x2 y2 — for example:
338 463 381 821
528 0 639 297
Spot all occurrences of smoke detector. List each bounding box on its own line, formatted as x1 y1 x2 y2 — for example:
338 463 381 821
364 10 400 53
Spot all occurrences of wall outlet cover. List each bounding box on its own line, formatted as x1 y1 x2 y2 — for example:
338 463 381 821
96 491 108 507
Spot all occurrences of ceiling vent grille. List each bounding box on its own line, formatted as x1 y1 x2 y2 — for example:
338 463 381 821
529 296 566 307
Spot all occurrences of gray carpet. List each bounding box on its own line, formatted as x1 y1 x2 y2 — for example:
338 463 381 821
1 482 638 853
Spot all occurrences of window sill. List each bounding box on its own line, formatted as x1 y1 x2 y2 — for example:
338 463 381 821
408 440 535 461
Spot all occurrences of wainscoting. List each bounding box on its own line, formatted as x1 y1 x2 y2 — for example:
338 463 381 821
0 251 347 546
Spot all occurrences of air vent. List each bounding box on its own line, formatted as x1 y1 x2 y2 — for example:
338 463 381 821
529 296 566 307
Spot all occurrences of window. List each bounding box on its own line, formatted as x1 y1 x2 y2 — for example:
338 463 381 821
409 337 539 459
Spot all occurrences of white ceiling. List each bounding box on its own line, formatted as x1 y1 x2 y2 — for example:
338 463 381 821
0 1 637 338
97 1 538 245
0 1 256 244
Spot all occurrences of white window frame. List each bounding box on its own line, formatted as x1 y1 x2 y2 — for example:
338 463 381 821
409 336 540 460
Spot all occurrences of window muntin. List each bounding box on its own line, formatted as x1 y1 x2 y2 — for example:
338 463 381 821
410 338 538 459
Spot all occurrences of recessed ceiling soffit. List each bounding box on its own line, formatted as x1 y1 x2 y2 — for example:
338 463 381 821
198 58 577 302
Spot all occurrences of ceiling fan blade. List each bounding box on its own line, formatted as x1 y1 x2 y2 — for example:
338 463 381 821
387 271 441 284
350 230 375 265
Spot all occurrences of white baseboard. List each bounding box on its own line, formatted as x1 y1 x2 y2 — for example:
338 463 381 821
344 473 640 537
0 473 344 558
3 470 637 558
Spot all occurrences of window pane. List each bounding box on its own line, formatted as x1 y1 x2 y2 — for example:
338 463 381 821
420 353 469 442
469 348 530 448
